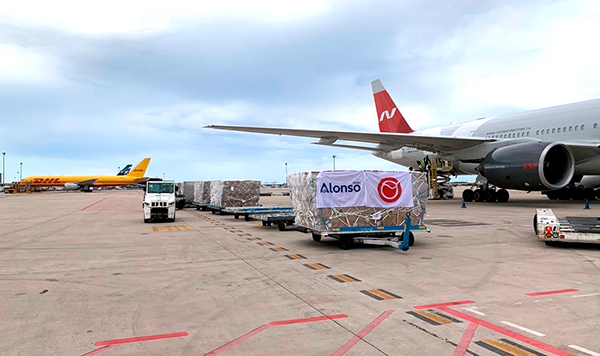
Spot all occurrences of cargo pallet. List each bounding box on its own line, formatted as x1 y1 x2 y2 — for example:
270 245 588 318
251 212 296 230
296 217 429 251
222 206 293 221
535 208 600 245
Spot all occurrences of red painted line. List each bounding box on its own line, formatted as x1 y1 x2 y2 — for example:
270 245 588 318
437 307 576 356
526 289 579 297
270 314 348 327
95 331 188 347
331 310 394 356
453 323 478 356
81 345 120 356
205 324 270 355
82 198 107 211
414 300 475 310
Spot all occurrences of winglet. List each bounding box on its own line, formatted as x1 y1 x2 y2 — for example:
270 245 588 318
128 158 151 178
372 79 413 134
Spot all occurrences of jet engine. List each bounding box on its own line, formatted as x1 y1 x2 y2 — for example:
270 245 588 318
480 142 574 191
64 183 80 190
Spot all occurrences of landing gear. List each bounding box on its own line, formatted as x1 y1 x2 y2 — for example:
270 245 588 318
463 186 509 203
543 185 599 201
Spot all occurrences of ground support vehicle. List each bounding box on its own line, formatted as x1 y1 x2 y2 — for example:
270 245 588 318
143 180 176 223
221 206 293 221
297 217 429 251
251 212 296 230
193 202 209 211
534 208 600 245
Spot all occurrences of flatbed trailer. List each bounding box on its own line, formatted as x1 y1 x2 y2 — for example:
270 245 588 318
193 202 209 211
250 212 296 230
221 206 294 221
534 208 600 245
297 217 429 251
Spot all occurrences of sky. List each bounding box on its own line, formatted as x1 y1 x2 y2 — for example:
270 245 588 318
2 0 600 183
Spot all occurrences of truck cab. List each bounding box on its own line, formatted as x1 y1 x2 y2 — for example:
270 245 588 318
143 180 176 223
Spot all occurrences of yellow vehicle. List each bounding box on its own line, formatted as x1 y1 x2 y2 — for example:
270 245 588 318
18 158 151 192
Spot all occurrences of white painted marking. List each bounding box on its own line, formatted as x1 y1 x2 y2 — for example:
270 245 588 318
462 307 485 316
533 299 553 303
569 345 600 356
500 321 545 337
572 293 600 298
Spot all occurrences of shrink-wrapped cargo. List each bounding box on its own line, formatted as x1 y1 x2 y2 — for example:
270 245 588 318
193 181 211 205
288 171 427 232
182 181 203 203
209 180 261 207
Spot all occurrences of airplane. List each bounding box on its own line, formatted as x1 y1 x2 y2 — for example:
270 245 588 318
206 80 600 202
117 164 132 176
19 158 152 192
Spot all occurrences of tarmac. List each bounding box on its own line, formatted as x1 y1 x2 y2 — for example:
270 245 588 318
0 189 599 356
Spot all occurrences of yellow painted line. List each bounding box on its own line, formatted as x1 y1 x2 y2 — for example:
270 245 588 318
258 242 274 246
270 247 289 252
247 237 262 241
480 340 540 356
360 289 402 301
285 254 306 260
329 274 360 283
149 226 193 233
413 310 453 325
303 263 330 270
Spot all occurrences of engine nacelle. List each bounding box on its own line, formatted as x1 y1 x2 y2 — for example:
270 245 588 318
64 183 80 190
480 142 575 191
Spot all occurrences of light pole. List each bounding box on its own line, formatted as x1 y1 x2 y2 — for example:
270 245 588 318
2 152 5 184
332 155 337 171
285 162 288 186
19 162 22 181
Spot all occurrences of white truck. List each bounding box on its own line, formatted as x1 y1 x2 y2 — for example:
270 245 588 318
143 180 177 223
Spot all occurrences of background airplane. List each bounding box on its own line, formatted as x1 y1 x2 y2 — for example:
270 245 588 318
19 158 151 192
207 80 600 202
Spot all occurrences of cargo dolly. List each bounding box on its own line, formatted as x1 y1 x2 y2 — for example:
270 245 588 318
193 202 209 211
534 208 600 245
297 217 429 251
251 212 296 230
221 206 294 221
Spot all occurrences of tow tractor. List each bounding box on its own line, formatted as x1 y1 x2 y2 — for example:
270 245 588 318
534 208 600 245
143 180 177 223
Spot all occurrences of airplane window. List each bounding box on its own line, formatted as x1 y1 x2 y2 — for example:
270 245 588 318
541 130 545 134
569 126 573 131
517 133 521 137
557 128 561 133
552 128 556 133
536 130 540 135
594 123 598 129
581 125 585 130
563 127 567 132
527 131 530 136
504 134 507 138
575 125 578 131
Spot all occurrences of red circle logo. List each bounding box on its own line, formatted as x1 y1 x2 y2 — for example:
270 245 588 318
378 177 402 203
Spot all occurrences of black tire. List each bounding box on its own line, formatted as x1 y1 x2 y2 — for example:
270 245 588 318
473 189 485 202
496 189 510 203
533 214 538 235
245 214 251 221
545 241 559 247
262 221 267 227
400 231 415 247
339 236 354 250
462 189 474 202
584 188 595 200
485 190 496 202
234 214 239 219
546 191 560 200
278 222 286 231
312 233 321 242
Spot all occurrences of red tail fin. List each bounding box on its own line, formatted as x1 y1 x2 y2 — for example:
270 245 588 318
372 79 413 133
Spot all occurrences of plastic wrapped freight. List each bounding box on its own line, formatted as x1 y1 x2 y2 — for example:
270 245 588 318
288 171 427 231
209 180 261 207
183 181 203 203
193 181 211 205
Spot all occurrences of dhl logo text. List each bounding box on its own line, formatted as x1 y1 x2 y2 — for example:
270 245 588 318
33 178 61 184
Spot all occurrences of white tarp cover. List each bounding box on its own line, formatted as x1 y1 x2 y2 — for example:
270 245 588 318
317 171 413 208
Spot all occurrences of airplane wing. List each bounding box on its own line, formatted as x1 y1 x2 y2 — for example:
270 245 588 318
205 125 494 152
76 179 97 186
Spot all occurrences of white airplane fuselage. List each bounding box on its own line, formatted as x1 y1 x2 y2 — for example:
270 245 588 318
374 98 600 181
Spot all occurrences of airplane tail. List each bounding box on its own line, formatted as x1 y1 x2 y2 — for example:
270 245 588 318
128 158 151 178
117 164 132 176
371 79 413 133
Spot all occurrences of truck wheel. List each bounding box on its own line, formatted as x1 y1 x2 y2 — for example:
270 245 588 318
339 236 354 250
234 214 239 219
533 214 538 235
400 231 415 246
262 221 268 226
312 233 321 242
278 222 286 231
244 214 251 221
